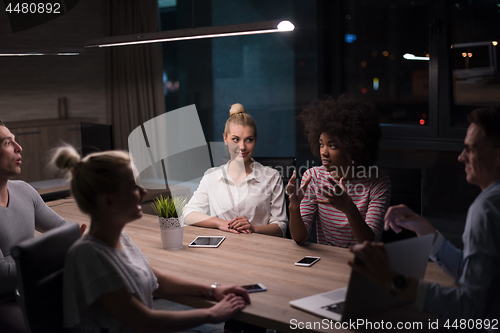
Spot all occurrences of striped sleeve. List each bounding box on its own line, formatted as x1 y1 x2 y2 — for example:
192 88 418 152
299 168 318 234
365 172 391 240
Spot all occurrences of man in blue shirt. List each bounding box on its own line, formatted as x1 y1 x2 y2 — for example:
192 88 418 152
350 107 500 320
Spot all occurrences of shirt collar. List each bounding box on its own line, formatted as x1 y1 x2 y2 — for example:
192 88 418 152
216 162 229 181
247 160 261 182
480 179 500 197
216 159 261 183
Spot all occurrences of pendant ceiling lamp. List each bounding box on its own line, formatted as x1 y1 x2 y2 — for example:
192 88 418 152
84 20 295 48
0 0 82 56
0 48 84 56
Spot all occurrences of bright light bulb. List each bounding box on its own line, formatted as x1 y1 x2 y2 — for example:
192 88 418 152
277 21 295 31
403 53 429 61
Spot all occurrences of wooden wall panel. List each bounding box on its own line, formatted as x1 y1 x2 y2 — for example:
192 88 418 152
0 0 107 124
8 118 93 182
11 126 47 182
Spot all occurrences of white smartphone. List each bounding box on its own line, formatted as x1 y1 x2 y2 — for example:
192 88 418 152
294 256 320 267
188 236 225 248
241 283 267 293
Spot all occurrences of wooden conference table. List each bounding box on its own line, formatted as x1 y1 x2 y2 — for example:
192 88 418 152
48 199 454 333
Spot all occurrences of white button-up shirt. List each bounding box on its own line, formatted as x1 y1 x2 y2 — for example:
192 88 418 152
184 161 288 236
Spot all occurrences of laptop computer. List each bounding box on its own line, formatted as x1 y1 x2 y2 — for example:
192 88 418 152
289 234 434 321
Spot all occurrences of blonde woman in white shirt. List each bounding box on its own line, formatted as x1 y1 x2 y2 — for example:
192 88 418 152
184 104 288 237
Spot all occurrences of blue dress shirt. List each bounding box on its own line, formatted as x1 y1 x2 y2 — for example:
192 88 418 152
416 180 500 320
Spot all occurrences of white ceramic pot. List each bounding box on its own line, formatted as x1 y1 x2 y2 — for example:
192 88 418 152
158 217 183 250
160 227 183 250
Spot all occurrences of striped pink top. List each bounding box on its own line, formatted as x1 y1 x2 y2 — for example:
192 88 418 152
300 167 391 248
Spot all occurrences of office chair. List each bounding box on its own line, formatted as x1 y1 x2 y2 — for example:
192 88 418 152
379 168 422 243
11 222 81 333
253 157 296 238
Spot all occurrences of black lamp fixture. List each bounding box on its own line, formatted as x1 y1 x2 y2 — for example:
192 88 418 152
84 20 294 48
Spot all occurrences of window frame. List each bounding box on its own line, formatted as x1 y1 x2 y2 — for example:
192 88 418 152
318 0 467 150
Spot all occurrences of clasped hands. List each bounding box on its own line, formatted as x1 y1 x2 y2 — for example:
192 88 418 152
219 216 253 234
209 284 251 323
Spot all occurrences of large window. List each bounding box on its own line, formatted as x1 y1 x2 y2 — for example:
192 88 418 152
322 0 500 146
344 1 430 128
158 0 317 157
449 0 500 127
157 1 500 151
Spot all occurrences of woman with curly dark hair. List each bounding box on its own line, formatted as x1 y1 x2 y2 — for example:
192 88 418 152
286 95 391 247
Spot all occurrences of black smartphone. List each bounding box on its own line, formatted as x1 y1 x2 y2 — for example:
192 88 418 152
241 283 267 293
294 256 320 267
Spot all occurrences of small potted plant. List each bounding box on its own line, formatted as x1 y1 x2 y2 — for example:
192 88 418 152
151 195 187 250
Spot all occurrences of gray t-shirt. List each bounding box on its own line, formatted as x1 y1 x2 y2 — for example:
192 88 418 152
64 232 159 333
0 180 67 301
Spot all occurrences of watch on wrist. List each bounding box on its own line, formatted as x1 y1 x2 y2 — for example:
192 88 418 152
390 274 407 295
208 282 221 299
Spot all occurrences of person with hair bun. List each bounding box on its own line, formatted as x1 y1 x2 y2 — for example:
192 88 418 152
184 103 288 237
287 95 391 247
54 146 250 333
